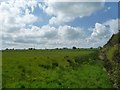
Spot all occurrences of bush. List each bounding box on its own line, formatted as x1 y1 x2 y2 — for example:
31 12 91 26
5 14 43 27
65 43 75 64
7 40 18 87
38 64 52 69
74 57 85 64
72 46 76 49
52 62 58 68
6 48 9 50
90 47 93 49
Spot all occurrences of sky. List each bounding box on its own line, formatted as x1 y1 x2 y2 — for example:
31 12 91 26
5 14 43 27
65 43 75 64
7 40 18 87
0 0 119 49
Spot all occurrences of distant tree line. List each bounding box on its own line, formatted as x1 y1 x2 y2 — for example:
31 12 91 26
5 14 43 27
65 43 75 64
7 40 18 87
5 46 102 50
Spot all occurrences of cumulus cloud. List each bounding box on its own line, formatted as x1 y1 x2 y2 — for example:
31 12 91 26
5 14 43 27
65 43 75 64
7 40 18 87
58 25 85 40
104 19 119 34
1 18 119 49
2 24 85 49
0 0 39 49
0 0 38 33
92 23 110 39
44 0 105 2
42 1 104 24
0 0 118 49
3 18 118 49
87 19 119 47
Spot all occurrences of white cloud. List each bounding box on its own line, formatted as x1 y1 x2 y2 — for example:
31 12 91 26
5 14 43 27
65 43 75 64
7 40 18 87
0 0 38 33
44 0 105 2
87 23 110 43
0 0 39 49
16 9 37 25
92 23 110 39
2 23 86 49
1 18 119 49
87 18 119 47
42 1 104 24
0 0 118 49
104 19 119 34
58 25 85 40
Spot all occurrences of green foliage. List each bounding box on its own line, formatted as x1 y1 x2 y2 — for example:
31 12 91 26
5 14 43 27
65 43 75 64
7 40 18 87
72 46 77 49
100 31 120 88
2 49 113 88
104 32 120 48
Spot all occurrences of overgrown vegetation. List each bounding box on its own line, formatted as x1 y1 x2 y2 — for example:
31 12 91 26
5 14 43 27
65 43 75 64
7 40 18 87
99 31 120 88
2 49 113 88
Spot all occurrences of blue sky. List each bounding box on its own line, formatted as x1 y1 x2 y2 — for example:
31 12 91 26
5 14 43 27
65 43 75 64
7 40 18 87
68 2 118 28
32 2 118 28
0 0 119 49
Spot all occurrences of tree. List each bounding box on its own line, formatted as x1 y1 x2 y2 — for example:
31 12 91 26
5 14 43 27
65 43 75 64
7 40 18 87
63 47 68 49
72 46 76 49
98 46 102 49
90 47 93 49
6 48 9 50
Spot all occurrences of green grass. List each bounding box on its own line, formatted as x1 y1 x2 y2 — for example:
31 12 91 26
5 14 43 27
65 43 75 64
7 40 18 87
0 51 2 89
2 49 113 88
106 45 118 64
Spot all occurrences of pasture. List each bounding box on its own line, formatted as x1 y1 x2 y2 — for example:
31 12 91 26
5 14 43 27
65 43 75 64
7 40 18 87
2 49 113 88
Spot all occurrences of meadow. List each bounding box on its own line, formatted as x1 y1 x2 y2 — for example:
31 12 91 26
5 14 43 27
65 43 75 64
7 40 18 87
2 49 114 88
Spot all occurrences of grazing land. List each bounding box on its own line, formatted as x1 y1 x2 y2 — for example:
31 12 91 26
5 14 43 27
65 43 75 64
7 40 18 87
2 49 113 88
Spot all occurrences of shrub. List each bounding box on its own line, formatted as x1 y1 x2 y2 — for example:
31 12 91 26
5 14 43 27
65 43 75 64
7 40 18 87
72 46 77 49
52 62 58 68
38 64 52 69
18 65 23 69
74 57 85 64
64 55 69 59
6 48 9 50
90 47 93 49
21 85 25 88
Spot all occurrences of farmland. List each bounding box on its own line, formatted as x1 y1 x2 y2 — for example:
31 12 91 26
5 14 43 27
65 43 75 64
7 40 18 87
2 49 113 88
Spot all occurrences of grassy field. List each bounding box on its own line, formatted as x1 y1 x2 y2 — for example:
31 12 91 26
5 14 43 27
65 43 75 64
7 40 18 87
2 49 113 88
0 51 2 89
